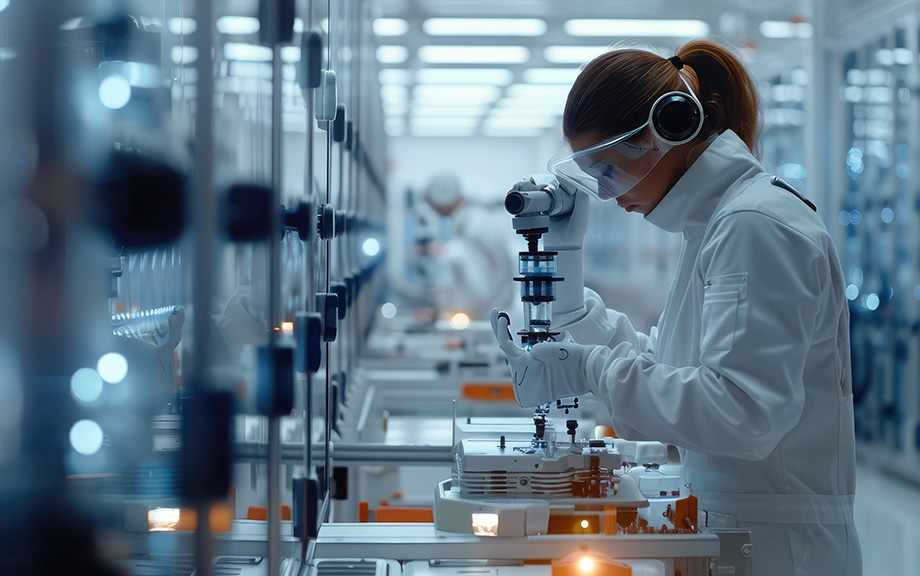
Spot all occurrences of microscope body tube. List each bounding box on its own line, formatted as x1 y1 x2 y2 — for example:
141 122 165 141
505 188 576 217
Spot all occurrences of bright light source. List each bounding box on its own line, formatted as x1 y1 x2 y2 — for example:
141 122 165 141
71 368 104 403
881 207 894 223
373 18 409 36
483 116 558 129
846 285 859 301
99 74 132 110
416 68 513 85
380 69 413 85
522 68 581 84
362 238 381 256
377 45 409 64
450 312 471 330
281 321 294 333
418 46 529 64
565 19 709 37
148 508 182 531
580 519 590 529
217 16 260 35
281 46 301 63
760 21 813 39
423 18 546 36
167 17 197 35
866 293 880 311
412 106 488 117
381 303 398 319
506 84 571 99
171 46 198 65
578 557 595 573
409 126 477 137
544 46 608 64
224 42 273 62
414 84 501 102
381 85 409 102
0 0 9 13
472 513 499 537
118 62 160 88
97 352 128 384
481 126 546 138
494 97 564 110
70 419 104 456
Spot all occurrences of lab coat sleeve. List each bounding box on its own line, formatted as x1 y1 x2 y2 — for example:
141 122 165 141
554 287 656 354
584 210 822 460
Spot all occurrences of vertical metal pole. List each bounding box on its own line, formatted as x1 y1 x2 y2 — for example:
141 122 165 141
193 0 216 573
324 0 334 508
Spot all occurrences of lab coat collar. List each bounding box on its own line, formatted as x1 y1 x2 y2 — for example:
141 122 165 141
644 130 765 237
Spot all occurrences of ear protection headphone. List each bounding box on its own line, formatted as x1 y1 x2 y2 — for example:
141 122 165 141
649 78 705 145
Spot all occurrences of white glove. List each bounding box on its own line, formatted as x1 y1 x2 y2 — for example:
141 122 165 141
491 308 595 407
511 174 589 316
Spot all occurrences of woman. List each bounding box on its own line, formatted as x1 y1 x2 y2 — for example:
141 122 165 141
491 39 862 576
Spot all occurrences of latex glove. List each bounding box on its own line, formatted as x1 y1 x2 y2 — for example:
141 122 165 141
511 174 590 251
491 308 595 407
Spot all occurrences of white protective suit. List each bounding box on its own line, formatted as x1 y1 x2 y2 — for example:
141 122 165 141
557 130 862 575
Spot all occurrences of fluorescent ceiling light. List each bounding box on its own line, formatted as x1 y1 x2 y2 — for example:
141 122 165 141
0 47 18 61
411 117 480 129
381 85 409 102
522 68 581 84
544 46 608 64
377 45 410 64
217 16 260 35
418 46 530 64
481 126 547 137
383 100 410 115
167 17 197 35
413 85 501 103
484 116 558 128
494 97 565 110
380 69 413 85
412 106 488 117
565 19 710 37
506 84 571 99
115 62 160 88
224 43 273 62
294 18 304 33
488 107 561 118
281 46 300 62
171 46 199 65
229 61 272 79
416 68 513 85
374 18 409 36
423 18 546 36
410 126 477 137
759 21 813 39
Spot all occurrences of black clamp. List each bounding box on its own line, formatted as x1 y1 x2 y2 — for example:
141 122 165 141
333 104 347 143
316 293 339 342
317 203 336 240
331 281 348 320
295 312 323 373
282 202 314 241
257 345 294 416
299 29 323 89
223 183 272 242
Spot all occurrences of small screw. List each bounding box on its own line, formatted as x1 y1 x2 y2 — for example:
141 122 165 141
742 544 753 558
519 477 529 486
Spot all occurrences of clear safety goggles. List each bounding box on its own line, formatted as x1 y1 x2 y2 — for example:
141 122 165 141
547 123 673 201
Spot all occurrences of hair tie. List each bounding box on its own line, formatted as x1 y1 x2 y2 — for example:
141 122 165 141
669 55 683 70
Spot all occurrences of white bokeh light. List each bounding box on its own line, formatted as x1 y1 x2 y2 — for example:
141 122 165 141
99 74 132 109
70 419 104 456
381 303 398 318
70 368 103 403
362 238 381 256
97 352 128 384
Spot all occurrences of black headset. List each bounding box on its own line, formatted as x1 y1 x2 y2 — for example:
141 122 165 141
649 87 704 145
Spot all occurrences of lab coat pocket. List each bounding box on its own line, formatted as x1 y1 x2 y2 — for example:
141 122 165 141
700 273 748 352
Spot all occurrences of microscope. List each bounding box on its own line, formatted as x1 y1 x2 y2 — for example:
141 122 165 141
502 179 579 443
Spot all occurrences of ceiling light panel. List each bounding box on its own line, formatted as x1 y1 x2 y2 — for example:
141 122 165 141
506 84 571 99
380 69 413 85
377 45 410 64
412 106 489 117
759 21 813 39
423 18 547 36
522 68 581 84
224 43 273 62
373 18 409 36
217 16 260 35
418 45 530 64
413 84 502 102
416 68 514 85
544 46 609 64
564 19 710 37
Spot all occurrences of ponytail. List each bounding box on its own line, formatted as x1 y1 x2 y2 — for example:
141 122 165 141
677 39 762 156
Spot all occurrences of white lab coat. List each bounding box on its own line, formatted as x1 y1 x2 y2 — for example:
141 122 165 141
558 130 861 575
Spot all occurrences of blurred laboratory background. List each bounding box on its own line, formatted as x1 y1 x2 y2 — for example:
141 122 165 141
0 0 918 574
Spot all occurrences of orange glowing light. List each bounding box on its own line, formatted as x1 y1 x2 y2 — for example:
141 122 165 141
450 312 471 330
578 557 595 573
281 321 294 333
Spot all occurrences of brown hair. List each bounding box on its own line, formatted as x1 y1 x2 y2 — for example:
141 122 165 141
563 39 762 156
